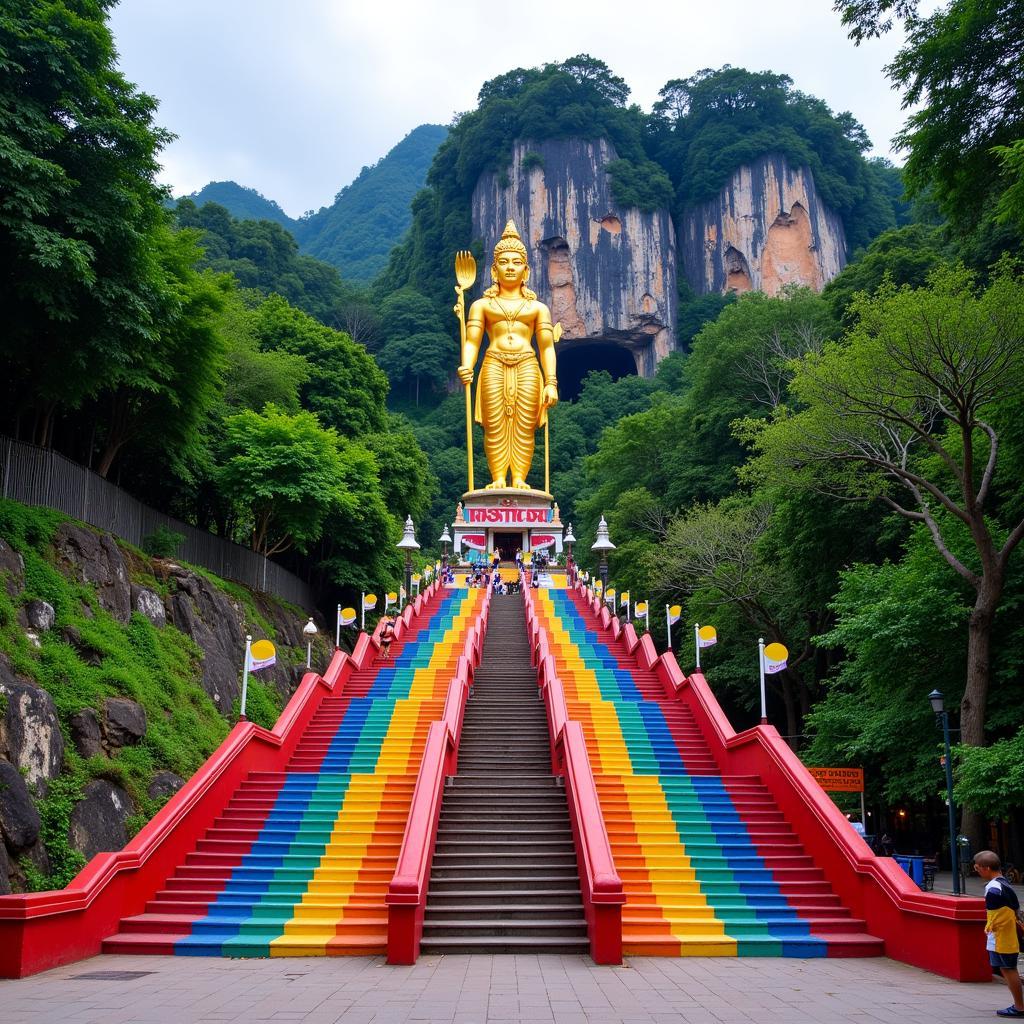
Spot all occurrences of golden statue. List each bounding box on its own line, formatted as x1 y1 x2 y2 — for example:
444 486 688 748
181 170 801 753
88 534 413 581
454 221 558 492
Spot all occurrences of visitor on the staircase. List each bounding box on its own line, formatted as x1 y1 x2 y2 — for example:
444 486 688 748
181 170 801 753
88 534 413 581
379 616 395 660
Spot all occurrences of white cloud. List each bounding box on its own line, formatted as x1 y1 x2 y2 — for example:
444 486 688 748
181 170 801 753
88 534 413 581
109 0 910 218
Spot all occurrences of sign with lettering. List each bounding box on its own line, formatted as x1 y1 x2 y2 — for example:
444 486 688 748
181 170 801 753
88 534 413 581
465 506 552 524
808 767 864 793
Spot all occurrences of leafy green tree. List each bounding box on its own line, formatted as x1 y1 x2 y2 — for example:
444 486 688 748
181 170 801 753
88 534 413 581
217 404 348 557
834 0 1024 234
90 226 228 478
362 418 438 529
247 295 388 436
743 265 1024 780
0 0 172 443
822 223 947 325
649 66 895 250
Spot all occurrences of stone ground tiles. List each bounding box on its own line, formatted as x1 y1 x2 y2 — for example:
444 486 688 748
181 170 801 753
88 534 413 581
0 954 1005 1024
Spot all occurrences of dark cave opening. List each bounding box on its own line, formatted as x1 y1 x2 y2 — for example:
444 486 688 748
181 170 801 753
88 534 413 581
556 342 638 402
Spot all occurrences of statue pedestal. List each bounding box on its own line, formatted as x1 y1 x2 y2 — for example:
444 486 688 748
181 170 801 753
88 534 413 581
453 489 563 563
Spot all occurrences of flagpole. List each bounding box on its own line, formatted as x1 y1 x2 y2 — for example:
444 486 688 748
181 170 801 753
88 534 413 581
240 634 252 722
361 593 366 632
666 605 672 651
335 604 341 649
758 636 767 724
695 622 701 670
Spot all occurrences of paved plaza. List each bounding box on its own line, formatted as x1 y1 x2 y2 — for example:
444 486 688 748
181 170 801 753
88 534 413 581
0 953 1005 1024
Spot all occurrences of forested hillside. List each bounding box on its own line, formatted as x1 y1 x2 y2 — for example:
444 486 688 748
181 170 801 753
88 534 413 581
183 124 447 284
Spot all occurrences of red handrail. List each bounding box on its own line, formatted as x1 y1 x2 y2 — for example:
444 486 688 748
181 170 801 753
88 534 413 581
523 585 624 964
385 587 491 964
571 580 988 982
0 582 446 979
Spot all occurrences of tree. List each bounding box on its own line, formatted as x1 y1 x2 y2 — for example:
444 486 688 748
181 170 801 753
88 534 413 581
744 265 1024 797
217 405 347 557
247 295 388 436
834 0 1024 232
0 0 173 444
90 226 227 478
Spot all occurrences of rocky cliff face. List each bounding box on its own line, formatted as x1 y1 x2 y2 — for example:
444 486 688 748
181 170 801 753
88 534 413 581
679 153 847 297
472 138 676 377
0 513 328 894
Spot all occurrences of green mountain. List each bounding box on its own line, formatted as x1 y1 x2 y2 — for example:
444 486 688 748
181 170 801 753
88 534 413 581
184 180 295 230
182 124 447 284
295 124 448 282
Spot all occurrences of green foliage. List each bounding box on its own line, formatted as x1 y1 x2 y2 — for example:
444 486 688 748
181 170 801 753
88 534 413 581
184 181 295 229
296 125 448 283
0 0 173 423
217 405 352 557
141 527 184 560
245 294 388 437
803 529 974 804
649 66 896 249
520 151 544 172
821 223 948 324
606 158 674 213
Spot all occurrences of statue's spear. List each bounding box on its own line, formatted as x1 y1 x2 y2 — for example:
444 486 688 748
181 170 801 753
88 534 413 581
545 323 562 496
454 251 477 492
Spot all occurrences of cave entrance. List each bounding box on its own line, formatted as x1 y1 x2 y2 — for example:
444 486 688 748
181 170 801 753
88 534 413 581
556 342 638 402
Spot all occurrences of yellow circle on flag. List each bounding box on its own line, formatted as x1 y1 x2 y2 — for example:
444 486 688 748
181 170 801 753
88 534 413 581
669 604 681 618
387 592 397 602
364 594 377 608
250 639 276 661
412 573 421 583
340 607 356 624
698 625 717 642
635 602 648 615
764 642 788 662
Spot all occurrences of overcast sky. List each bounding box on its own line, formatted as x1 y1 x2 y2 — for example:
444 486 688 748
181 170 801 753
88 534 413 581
108 0 914 219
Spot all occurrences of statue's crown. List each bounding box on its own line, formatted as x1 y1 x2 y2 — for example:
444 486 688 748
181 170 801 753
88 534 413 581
493 219 528 260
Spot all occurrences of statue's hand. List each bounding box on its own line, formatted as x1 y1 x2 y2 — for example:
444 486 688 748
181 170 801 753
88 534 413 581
542 384 559 410
457 365 474 385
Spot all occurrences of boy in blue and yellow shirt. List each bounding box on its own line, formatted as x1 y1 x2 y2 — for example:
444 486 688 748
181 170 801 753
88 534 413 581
975 850 1024 1018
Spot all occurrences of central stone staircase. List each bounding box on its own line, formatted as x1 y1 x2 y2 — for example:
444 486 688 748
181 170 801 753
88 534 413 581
419 594 588 953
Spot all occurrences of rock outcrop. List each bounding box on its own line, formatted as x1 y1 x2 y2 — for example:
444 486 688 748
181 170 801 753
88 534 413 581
472 138 676 377
0 758 40 852
0 660 64 795
55 524 132 623
68 780 135 862
679 153 847 297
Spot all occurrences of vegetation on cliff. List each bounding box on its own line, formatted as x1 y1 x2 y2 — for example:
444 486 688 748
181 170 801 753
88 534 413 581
0 499 327 890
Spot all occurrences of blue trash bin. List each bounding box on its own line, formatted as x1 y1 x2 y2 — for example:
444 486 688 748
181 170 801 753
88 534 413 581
895 855 911 877
907 855 925 886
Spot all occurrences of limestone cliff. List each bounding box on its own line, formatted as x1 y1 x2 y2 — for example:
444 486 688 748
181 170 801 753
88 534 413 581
472 138 676 377
678 153 847 297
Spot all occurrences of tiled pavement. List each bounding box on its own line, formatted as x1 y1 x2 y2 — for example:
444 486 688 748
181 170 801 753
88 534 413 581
0 954 1005 1024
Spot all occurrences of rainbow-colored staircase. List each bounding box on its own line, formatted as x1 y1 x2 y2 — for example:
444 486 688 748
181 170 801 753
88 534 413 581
533 588 883 958
103 588 483 958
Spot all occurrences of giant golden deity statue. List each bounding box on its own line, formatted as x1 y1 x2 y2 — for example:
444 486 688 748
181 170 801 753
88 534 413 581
454 221 558 494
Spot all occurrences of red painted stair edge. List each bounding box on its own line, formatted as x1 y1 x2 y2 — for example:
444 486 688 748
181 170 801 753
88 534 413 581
0 583 446 979
573 582 989 982
385 587 491 965
523 585 625 966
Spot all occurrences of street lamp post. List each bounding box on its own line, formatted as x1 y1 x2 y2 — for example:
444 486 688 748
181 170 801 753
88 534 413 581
564 523 576 585
396 515 420 609
928 689 961 895
303 617 318 669
591 515 615 594
439 525 452 568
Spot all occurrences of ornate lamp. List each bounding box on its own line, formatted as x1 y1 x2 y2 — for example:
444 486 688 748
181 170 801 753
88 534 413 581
564 523 577 584
591 515 616 592
302 617 318 669
439 525 452 567
396 515 420 607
